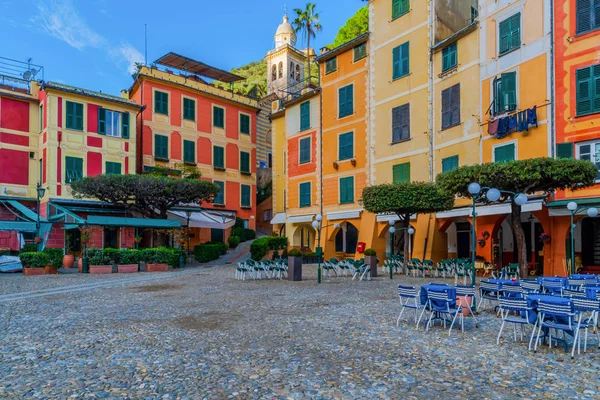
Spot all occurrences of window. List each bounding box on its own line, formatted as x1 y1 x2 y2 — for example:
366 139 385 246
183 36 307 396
98 109 122 137
214 181 225 204
105 161 121 175
65 156 83 184
213 106 225 128
392 42 410 80
299 182 311 207
240 151 250 174
493 72 517 115
263 209 272 222
338 84 354 118
494 143 516 162
325 57 337 74
300 101 311 130
154 135 168 160
576 0 600 34
392 0 409 19
354 42 367 62
213 146 225 169
183 98 195 121
183 140 195 164
240 114 250 135
65 101 83 130
576 64 600 117
296 64 300 81
577 141 600 179
338 132 354 161
441 83 461 129
241 184 251 208
442 42 458 72
393 162 410 183
299 137 311 164
121 112 130 139
339 176 355 204
278 61 283 78
557 142 574 159
499 13 521 55
392 103 410 143
154 91 169 115
441 155 459 173
290 62 295 79
271 65 277 81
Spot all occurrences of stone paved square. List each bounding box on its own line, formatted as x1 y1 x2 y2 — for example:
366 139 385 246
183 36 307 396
1 265 600 399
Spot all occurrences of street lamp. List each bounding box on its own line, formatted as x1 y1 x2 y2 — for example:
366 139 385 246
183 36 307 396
469 182 527 286
35 183 46 251
185 210 193 255
387 221 415 280
567 201 599 275
312 215 339 284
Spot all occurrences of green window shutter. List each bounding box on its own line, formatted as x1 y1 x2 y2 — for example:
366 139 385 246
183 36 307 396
441 155 459 173
66 101 83 130
154 91 168 115
392 45 401 79
214 181 225 204
240 151 250 173
576 66 593 116
299 137 311 163
65 156 83 183
392 162 410 183
392 0 409 19
75 103 83 130
121 112 129 139
510 13 521 50
299 182 311 207
155 135 168 159
442 84 461 128
183 140 195 163
594 64 600 113
338 132 354 161
401 42 409 78
354 43 367 62
98 108 106 134
339 177 354 204
241 185 251 207
576 0 597 33
66 102 74 129
213 146 224 169
183 98 195 120
213 107 224 128
339 85 354 118
105 162 121 175
442 43 457 72
392 42 409 79
556 143 574 159
499 19 510 54
326 57 337 74
300 101 310 131
494 144 515 162
240 114 250 134
500 72 517 112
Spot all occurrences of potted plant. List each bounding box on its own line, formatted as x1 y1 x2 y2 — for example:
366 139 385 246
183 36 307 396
63 233 75 269
287 248 303 281
539 232 551 244
143 248 170 272
350 158 357 166
481 230 490 240
134 235 143 244
88 249 112 274
20 252 49 276
118 249 142 273
478 238 486 247
364 248 377 278
333 161 339 169
43 248 63 275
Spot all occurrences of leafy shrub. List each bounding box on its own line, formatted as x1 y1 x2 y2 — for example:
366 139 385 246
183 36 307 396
250 237 270 261
194 243 222 263
88 248 112 266
228 235 241 248
20 252 50 268
103 248 120 264
267 236 288 250
43 248 64 269
234 217 246 229
233 228 256 242
143 247 180 266
364 248 376 256
21 244 37 253
288 249 302 257
119 249 142 265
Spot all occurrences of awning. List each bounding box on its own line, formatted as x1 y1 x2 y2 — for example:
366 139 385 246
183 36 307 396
546 198 600 217
436 199 543 219
0 221 37 232
168 209 236 229
5 200 49 223
270 212 287 225
287 214 315 224
87 215 180 228
376 213 417 223
327 209 362 221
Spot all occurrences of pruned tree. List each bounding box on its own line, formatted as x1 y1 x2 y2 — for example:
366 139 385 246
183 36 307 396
71 174 221 220
436 157 598 277
362 182 455 261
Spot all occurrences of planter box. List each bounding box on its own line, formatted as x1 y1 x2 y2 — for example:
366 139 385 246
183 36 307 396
89 265 113 274
118 264 138 273
365 256 377 278
288 256 302 281
146 263 168 272
45 266 59 275
23 267 45 276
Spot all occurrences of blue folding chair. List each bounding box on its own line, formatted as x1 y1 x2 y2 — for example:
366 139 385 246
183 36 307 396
425 289 464 335
396 285 426 328
533 299 578 357
477 280 499 312
496 297 536 349
571 297 600 357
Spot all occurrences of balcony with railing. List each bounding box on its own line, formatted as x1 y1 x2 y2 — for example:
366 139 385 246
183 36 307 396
0 57 44 94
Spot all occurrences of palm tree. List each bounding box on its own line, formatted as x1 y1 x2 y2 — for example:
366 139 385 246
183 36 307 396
292 3 322 86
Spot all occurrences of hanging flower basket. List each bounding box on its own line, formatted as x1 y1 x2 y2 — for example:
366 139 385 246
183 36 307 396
34 237 42 244
481 230 490 240
477 238 486 247
539 232 551 244
134 236 142 244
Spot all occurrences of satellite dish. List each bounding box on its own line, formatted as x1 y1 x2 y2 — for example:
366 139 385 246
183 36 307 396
22 70 31 80
30 68 37 77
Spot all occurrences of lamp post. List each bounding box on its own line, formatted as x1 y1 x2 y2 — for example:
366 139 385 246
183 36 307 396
567 201 599 275
185 209 192 256
35 183 46 251
468 182 528 286
387 220 415 280
312 215 340 284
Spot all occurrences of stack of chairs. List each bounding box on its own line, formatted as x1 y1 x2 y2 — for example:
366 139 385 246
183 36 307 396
351 259 371 281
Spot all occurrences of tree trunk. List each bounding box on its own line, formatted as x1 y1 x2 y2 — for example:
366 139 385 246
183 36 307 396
402 213 410 265
306 33 311 86
509 202 528 277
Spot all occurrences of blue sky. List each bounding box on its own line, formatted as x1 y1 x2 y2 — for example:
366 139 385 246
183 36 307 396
0 0 363 95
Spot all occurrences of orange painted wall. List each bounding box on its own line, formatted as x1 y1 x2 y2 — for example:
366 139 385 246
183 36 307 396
288 131 317 177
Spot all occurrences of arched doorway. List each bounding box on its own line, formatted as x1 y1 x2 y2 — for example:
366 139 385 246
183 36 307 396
334 222 359 255
292 224 315 251
444 219 472 260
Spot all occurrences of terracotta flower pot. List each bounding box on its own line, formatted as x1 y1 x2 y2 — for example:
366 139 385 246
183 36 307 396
118 264 138 273
23 267 45 276
146 263 168 272
89 265 113 274
45 266 59 275
63 254 75 269
77 258 83 273
543 237 551 245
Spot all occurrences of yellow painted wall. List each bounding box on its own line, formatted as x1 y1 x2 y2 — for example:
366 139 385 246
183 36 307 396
271 110 286 215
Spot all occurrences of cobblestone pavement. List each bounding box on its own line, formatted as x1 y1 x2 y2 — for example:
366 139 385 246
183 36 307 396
1 266 600 399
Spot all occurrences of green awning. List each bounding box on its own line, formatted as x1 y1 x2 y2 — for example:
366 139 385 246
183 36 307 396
5 200 48 222
546 198 600 208
86 215 180 228
0 221 37 232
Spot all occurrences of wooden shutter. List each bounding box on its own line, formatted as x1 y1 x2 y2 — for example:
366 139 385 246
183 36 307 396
494 144 515 162
214 181 225 204
441 87 451 129
184 140 195 163
500 72 517 112
300 137 310 163
393 163 410 183
593 64 600 113
401 42 409 77
392 0 401 19
577 0 592 33
340 85 354 117
121 112 129 139
392 106 402 142
214 146 224 168
499 18 510 54
241 185 250 207
449 44 457 69
340 177 354 204
66 102 74 129
442 47 450 72
577 67 593 116
75 103 83 130
451 84 461 126
300 101 310 130
510 13 521 50
401 0 409 14
556 143 574 159
300 182 311 207
442 155 459 173
241 151 250 173
392 45 401 79
240 114 250 134
339 132 353 160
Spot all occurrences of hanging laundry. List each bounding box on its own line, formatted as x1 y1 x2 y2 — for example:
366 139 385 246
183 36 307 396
527 105 538 127
508 114 518 133
488 118 499 136
517 110 528 132
496 116 509 138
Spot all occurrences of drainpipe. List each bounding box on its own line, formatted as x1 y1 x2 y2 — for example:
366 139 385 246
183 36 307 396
549 0 555 158
428 0 434 182
319 88 323 225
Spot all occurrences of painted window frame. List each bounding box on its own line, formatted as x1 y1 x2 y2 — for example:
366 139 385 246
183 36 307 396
299 182 311 207
338 84 354 119
492 141 518 163
339 176 355 204
182 97 196 121
299 136 311 164
154 134 169 160
576 140 600 180
212 105 225 128
338 131 354 161
65 101 84 131
154 90 169 115
239 112 251 135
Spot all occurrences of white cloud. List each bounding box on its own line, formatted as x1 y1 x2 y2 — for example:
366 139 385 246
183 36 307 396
37 0 104 50
116 43 144 74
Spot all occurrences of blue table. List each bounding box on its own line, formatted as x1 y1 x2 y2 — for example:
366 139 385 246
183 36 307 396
420 284 455 307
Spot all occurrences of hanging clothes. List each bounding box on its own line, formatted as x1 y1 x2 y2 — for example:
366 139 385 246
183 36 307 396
527 105 538 127
517 110 528 132
497 117 509 138
488 118 499 136
508 114 518 133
